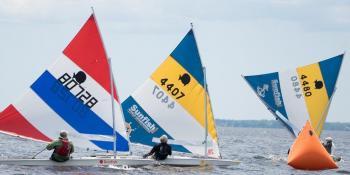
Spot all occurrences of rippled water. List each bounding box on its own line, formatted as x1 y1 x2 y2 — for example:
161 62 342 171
0 127 349 175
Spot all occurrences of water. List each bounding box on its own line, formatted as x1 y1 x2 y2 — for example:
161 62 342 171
0 127 349 175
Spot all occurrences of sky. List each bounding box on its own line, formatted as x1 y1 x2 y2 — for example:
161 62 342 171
0 0 349 122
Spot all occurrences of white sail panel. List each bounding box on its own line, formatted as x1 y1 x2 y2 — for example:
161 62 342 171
131 78 219 156
279 70 309 133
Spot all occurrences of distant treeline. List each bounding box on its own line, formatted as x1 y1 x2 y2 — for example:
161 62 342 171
215 119 350 131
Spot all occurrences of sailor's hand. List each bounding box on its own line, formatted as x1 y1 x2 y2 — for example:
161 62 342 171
143 154 148 158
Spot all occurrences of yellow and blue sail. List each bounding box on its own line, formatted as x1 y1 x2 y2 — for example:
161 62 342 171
243 54 343 137
122 29 220 158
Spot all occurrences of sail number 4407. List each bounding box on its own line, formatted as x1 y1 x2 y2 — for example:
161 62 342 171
151 78 187 109
160 78 186 99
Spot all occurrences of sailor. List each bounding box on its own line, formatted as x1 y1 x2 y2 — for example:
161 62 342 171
46 130 74 162
125 122 132 137
322 137 333 154
143 135 172 160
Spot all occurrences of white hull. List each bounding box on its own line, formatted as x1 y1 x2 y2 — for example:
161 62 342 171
0 156 239 167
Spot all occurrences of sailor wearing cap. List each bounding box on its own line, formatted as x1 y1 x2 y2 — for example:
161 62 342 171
46 130 74 162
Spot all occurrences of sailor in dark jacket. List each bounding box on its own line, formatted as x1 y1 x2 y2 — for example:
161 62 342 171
143 135 172 160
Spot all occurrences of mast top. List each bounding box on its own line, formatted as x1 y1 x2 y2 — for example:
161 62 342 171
91 6 95 14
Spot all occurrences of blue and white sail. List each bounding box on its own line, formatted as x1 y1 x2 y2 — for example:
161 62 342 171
243 54 343 137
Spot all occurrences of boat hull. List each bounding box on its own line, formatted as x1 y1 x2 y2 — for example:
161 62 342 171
0 156 239 167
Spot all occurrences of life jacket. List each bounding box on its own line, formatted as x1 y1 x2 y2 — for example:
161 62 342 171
54 139 71 157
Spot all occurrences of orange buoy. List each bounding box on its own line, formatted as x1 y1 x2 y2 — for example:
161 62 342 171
287 120 338 170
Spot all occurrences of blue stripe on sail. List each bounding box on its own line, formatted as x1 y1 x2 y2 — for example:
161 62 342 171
91 135 129 151
244 72 288 119
31 70 129 151
319 54 344 98
122 96 190 153
170 29 204 87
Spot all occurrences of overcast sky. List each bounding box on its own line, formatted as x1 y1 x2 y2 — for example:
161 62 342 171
0 0 349 122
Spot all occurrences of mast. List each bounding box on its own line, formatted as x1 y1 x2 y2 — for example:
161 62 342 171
206 82 222 158
108 58 117 158
190 22 208 158
91 7 117 158
203 66 208 158
110 62 131 155
315 88 336 135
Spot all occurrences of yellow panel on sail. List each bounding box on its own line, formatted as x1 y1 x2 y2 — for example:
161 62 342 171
151 56 218 142
296 63 329 136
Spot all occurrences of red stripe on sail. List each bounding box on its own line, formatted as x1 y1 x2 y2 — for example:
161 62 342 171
63 14 119 102
0 105 51 142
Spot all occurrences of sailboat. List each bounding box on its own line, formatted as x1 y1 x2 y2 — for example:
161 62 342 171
0 12 136 166
242 54 343 137
121 26 238 166
0 13 236 167
242 54 344 170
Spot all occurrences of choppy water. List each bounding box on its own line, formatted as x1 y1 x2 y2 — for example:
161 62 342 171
0 127 349 175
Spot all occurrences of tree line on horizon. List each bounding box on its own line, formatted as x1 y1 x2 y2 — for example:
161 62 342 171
215 119 350 131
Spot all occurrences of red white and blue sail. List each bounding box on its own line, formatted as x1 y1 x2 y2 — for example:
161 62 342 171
122 29 220 158
243 54 343 137
0 15 129 152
